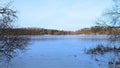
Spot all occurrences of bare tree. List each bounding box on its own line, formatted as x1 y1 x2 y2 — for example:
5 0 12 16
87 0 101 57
0 2 30 68
85 0 120 68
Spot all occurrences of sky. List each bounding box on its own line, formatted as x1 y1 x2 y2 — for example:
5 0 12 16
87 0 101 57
1 0 113 31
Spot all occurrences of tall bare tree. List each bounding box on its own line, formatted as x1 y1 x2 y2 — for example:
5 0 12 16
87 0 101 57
85 0 120 68
0 2 30 68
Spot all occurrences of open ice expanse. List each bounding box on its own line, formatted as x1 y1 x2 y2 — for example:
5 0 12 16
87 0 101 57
1 35 110 68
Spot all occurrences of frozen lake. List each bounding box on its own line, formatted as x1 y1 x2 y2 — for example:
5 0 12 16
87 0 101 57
1 35 109 68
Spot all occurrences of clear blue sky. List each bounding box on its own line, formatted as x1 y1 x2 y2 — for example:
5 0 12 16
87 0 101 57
1 0 113 31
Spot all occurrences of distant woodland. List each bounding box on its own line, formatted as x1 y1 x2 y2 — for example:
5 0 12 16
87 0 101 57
1 26 120 35
0 28 73 35
75 26 120 35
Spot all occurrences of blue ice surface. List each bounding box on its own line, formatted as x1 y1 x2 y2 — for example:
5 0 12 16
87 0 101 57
1 35 110 68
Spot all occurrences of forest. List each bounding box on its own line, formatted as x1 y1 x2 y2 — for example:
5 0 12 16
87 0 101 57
1 28 72 35
1 26 120 35
75 26 120 35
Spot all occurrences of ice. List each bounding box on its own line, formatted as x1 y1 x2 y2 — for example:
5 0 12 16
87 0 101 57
1 35 108 68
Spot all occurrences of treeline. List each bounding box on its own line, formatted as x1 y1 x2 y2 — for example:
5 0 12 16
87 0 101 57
0 26 120 35
0 28 73 35
75 26 120 35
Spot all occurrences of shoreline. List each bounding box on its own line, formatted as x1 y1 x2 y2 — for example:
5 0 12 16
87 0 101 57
20 34 110 37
